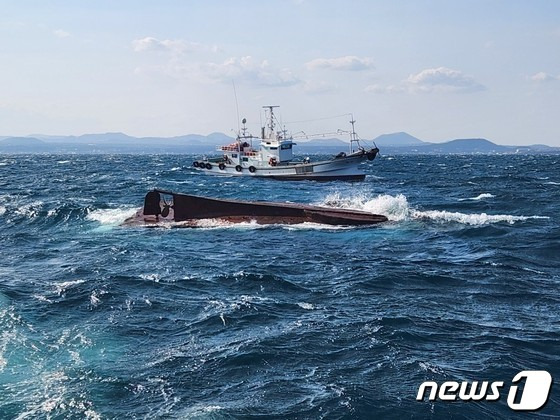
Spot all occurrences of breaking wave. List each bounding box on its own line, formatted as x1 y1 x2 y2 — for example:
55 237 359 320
86 207 137 225
412 210 547 225
321 192 410 221
320 192 548 225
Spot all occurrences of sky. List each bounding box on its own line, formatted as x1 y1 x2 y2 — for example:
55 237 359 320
1 0 559 145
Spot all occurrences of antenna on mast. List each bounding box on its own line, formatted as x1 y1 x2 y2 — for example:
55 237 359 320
349 114 358 153
262 105 279 138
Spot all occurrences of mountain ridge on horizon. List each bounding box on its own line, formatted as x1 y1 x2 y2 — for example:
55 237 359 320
1 131 558 154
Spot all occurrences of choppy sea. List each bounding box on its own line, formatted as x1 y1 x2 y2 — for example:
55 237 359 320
0 153 559 419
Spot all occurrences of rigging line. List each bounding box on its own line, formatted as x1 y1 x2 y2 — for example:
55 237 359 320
232 80 240 133
292 130 349 139
284 113 353 125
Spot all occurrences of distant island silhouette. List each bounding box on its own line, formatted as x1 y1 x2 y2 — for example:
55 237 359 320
1 132 558 154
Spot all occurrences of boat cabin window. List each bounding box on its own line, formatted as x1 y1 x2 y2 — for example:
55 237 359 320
232 153 238 158
270 147 278 150
281 144 292 150
242 157 249 162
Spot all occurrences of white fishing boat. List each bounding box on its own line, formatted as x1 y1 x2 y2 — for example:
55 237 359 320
192 106 379 181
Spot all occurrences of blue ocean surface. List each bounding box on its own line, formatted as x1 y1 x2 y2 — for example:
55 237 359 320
0 153 559 418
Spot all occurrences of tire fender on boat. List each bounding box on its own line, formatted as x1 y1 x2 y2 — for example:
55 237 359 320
219 163 226 170
205 163 212 170
235 165 242 172
249 166 256 173
193 161 199 168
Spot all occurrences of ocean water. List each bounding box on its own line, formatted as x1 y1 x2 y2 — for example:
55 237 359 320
0 153 559 419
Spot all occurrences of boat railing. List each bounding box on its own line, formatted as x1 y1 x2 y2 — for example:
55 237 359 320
220 146 240 152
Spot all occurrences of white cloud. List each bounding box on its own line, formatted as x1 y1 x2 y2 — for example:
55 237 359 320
132 36 218 54
305 56 374 71
53 29 70 38
365 67 485 94
405 67 485 93
530 72 559 82
202 56 301 87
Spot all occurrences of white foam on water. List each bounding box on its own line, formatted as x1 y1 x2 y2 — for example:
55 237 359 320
140 273 161 282
321 192 410 222
0 206 5 216
56 160 71 164
283 222 353 231
86 207 137 225
14 200 44 219
419 361 445 375
53 279 86 295
411 210 548 225
89 292 101 307
170 166 181 171
319 192 549 226
33 294 53 303
193 219 262 229
179 404 223 417
460 193 495 201
544 181 560 186
187 218 355 231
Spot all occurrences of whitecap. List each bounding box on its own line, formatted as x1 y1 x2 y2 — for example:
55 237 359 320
319 192 548 226
139 273 161 282
86 207 137 225
521 267 546 275
14 200 44 219
419 361 445 375
180 404 223 417
544 181 560 186
54 279 86 295
412 210 548 225
90 292 101 307
459 193 495 201
170 166 181 171
320 192 410 222
57 160 70 164
33 294 53 303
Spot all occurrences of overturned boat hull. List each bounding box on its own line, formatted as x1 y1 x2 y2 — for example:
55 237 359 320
123 189 388 227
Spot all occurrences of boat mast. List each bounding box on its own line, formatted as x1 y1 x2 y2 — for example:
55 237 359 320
263 105 279 139
349 115 358 153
